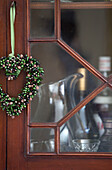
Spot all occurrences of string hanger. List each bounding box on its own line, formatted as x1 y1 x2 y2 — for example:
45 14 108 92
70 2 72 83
9 1 16 58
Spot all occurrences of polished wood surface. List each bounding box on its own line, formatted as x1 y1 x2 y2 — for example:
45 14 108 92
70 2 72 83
6 0 26 169
0 0 6 169
0 0 112 169
58 82 107 127
30 2 112 9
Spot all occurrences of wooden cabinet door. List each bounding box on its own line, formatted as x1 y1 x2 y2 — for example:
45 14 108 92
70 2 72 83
0 0 6 169
0 0 112 169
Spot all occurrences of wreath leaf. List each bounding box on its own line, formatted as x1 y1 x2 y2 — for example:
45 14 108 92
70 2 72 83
0 54 44 117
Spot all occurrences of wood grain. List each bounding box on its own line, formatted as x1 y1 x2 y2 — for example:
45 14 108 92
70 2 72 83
0 0 6 169
5 0 112 169
7 0 27 169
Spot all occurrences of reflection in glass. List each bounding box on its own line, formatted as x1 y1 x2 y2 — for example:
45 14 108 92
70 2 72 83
59 70 102 152
30 128 55 152
30 43 101 122
30 0 107 2
61 9 112 74
30 0 73 2
61 0 109 1
60 101 101 152
30 0 52 2
92 56 112 152
59 85 112 152
30 42 84 84
31 73 82 123
30 9 54 37
98 56 111 78
93 88 112 152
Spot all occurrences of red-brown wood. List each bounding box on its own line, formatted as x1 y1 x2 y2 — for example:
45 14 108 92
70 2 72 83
6 0 27 169
58 40 108 83
0 0 6 169
30 2 112 9
30 2 54 9
55 126 60 154
108 75 112 88
29 122 57 127
29 38 57 42
27 126 30 155
58 82 107 127
60 2 112 9
1 0 112 169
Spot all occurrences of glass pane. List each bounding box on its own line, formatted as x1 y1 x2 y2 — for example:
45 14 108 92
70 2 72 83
30 128 55 152
61 9 112 76
31 0 107 2
30 3 54 38
30 42 101 123
60 87 112 152
60 104 100 152
61 0 109 2
93 88 112 152
31 0 52 2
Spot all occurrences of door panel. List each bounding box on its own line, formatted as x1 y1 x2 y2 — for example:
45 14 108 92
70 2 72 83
61 8 112 71
5 0 112 169
0 0 6 169
6 0 27 169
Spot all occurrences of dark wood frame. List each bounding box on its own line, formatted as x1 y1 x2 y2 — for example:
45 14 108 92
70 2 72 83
0 0 7 169
26 0 112 157
0 0 111 169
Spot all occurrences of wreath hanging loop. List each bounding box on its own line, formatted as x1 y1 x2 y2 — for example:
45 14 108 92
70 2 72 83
9 1 15 58
0 2 44 118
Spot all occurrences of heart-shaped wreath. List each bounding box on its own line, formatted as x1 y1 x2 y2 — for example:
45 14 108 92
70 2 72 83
0 54 44 117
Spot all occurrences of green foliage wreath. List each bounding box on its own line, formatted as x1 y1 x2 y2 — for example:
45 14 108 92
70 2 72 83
0 54 44 117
